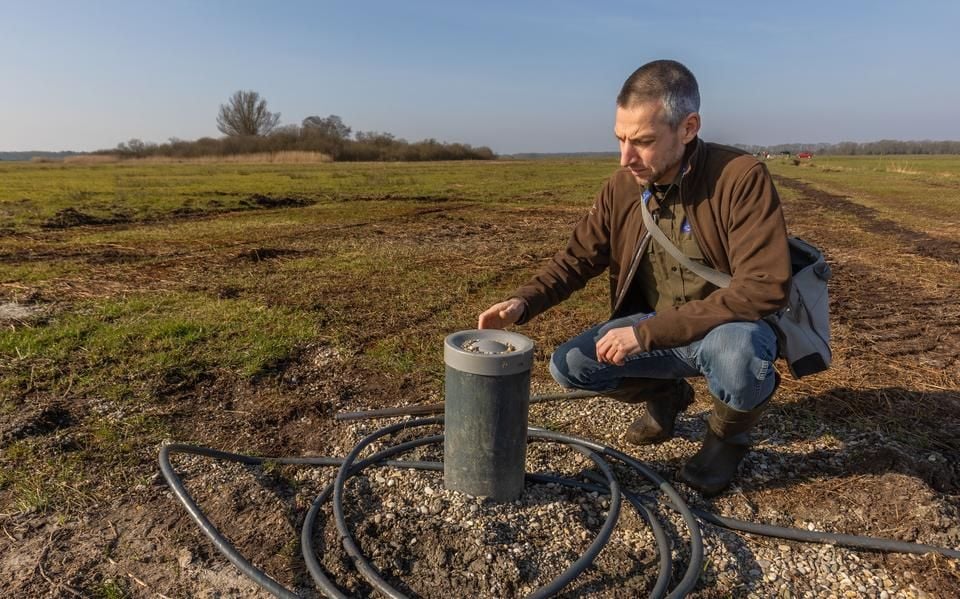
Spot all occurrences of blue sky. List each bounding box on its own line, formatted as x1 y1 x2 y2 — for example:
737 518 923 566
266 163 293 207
2 1 958 153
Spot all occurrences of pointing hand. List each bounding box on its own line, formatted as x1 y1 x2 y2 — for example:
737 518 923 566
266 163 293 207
477 298 525 330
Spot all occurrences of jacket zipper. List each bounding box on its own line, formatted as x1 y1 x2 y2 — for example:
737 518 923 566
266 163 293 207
612 166 691 315
613 231 651 315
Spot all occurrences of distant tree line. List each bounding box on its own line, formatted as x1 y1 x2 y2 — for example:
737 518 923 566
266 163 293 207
0 151 82 162
105 90 495 161
737 140 960 156
821 140 960 155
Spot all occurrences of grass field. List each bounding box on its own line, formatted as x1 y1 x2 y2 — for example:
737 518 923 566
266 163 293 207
0 159 614 232
767 155 960 233
1 155 958 596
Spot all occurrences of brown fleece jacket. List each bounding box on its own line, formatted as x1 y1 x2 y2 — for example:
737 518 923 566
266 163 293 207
512 137 792 352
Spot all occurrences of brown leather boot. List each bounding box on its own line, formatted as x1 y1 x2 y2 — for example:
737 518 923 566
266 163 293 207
607 379 695 446
677 373 779 496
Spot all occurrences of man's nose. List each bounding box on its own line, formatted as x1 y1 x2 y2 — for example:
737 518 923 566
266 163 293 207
620 142 639 167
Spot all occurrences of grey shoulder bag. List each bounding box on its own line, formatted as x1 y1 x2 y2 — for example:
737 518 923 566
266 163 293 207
640 197 832 378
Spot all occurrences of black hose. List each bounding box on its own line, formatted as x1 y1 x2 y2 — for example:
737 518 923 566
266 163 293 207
159 444 300 599
526 428 704 599
520 433 623 599
690 507 960 558
160 420 960 599
322 418 631 599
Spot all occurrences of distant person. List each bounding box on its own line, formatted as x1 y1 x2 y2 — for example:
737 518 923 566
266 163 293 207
477 60 791 496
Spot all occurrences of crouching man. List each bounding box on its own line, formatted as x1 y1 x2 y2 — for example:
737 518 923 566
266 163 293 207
477 60 791 496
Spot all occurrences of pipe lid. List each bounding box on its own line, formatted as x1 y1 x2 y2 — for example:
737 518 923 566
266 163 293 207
444 329 534 376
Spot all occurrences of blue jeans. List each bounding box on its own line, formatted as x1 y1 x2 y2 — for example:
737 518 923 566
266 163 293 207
549 313 779 411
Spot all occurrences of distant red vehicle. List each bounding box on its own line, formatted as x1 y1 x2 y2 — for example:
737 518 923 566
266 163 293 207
797 152 814 158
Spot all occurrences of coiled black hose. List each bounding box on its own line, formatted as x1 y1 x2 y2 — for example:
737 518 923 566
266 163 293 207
159 417 960 599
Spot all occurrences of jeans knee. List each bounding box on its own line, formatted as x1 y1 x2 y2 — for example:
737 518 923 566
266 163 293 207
549 350 575 388
550 342 602 390
712 356 774 408
700 324 775 369
698 322 777 410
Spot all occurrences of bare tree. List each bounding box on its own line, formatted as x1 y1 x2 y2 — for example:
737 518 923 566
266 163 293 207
216 90 281 136
115 138 156 157
302 115 352 140
354 130 396 146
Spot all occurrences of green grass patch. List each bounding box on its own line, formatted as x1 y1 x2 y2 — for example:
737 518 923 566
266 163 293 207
91 578 129 599
0 261 79 285
0 439 89 513
0 292 317 402
0 289 315 515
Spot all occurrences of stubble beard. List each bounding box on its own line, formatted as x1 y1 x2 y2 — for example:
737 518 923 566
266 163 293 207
632 158 678 188
650 147 686 186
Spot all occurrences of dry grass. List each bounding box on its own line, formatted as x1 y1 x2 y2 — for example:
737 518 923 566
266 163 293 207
136 151 333 164
885 162 923 175
62 154 121 165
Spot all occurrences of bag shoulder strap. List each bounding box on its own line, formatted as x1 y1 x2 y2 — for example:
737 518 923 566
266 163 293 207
639 193 732 288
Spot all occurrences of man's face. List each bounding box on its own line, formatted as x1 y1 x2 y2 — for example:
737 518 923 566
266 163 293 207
614 101 699 187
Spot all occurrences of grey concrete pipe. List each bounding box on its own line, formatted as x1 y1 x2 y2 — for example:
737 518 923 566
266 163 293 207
443 329 534 502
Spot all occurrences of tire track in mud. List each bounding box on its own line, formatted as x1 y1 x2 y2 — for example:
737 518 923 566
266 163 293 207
773 175 960 265
829 261 960 371
774 174 960 373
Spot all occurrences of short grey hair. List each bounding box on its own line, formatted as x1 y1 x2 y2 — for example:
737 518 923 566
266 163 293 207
617 60 700 130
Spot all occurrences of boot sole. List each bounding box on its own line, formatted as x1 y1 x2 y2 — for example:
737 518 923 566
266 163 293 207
623 431 672 446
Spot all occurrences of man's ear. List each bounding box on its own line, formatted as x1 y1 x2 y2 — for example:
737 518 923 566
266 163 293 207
680 113 701 144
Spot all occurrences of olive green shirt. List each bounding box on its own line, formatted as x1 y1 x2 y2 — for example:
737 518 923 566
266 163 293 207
636 184 717 313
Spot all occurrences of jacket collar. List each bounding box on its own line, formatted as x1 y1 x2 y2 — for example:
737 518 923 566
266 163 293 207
682 136 704 181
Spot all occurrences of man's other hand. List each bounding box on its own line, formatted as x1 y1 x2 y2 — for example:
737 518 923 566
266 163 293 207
595 326 642 365
477 298 525 329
